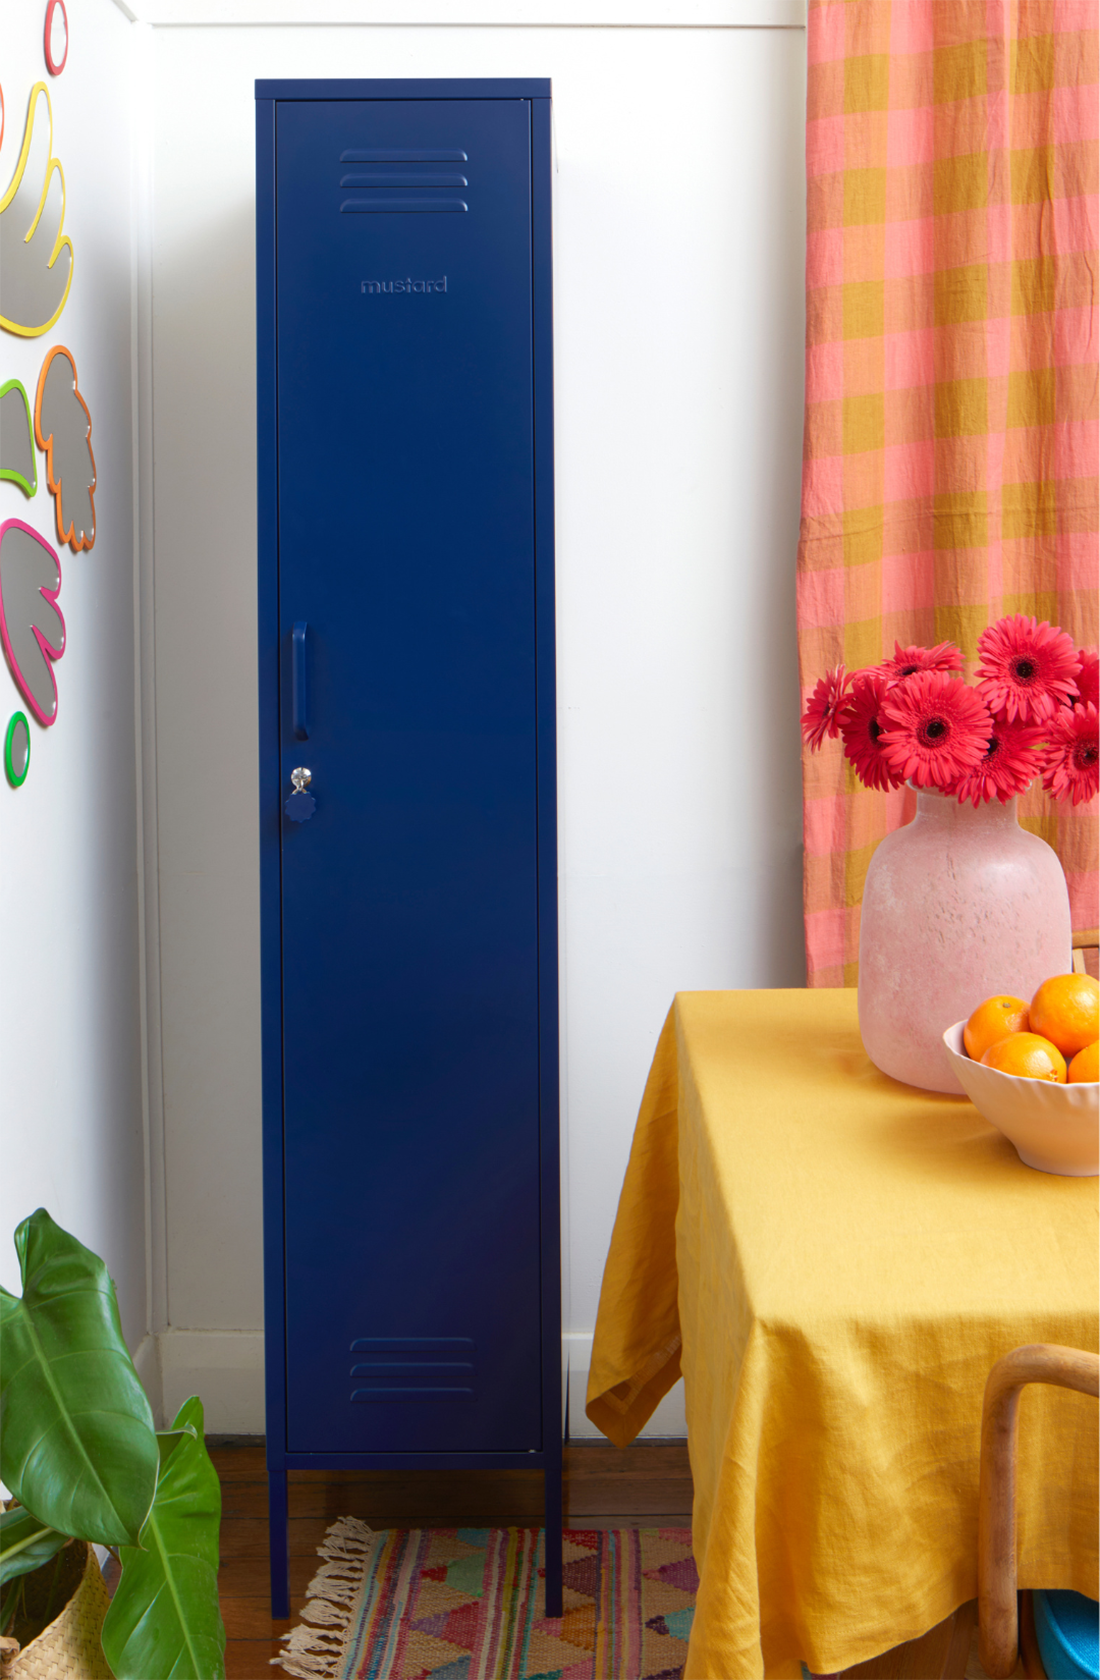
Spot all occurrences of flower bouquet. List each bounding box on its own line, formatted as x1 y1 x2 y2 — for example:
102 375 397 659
802 615 1099 808
801 616 1097 1093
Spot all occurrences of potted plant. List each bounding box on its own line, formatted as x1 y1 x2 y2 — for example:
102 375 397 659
0 1210 226 1679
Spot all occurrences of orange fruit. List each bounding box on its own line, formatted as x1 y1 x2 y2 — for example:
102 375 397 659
1028 973 1100 1057
1068 1041 1099 1084
963 995 1030 1061
980 1033 1067 1082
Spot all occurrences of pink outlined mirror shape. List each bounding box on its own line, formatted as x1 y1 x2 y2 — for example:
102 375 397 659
45 2 69 75
0 518 65 726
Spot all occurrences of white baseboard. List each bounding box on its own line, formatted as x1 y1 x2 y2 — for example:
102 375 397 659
564 1330 686 1440
155 1329 266 1434
132 1333 162 1421
137 1328 685 1440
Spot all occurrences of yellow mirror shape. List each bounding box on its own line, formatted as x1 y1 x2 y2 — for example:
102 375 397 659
0 83 74 337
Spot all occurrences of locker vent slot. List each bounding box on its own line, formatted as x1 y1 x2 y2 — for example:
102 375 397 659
351 1389 474 1402
340 173 468 188
341 198 467 214
349 1337 476 1402
340 151 469 215
340 149 468 161
350 1363 474 1376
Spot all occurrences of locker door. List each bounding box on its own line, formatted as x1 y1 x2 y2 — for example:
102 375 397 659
274 98 542 1453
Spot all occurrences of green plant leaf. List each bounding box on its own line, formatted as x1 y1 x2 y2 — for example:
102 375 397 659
0 1208 158 1547
0 1508 67 1587
101 1396 226 1680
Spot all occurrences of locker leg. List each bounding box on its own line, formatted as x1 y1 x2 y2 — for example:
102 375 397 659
543 1442 563 1619
268 1469 290 1619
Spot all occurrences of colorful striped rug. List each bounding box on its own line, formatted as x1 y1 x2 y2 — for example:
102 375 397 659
273 1519 698 1680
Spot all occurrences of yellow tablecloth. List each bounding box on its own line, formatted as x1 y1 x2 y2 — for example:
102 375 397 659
587 991 1099 1679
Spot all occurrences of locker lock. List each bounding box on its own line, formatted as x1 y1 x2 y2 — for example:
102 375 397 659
285 766 316 824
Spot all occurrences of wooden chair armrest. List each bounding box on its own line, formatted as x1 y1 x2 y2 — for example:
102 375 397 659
978 1345 1100 1679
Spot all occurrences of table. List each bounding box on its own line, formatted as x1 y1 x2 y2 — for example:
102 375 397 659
586 991 1098 1678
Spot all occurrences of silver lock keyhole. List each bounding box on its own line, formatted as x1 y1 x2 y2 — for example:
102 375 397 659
291 767 312 792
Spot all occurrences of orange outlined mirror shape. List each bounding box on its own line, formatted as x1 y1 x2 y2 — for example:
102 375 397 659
34 345 95 552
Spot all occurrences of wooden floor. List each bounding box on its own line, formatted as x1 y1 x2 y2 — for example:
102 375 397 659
210 1438 1016 1680
213 1436 693 1678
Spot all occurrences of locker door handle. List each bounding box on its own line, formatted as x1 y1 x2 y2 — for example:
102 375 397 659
292 622 309 740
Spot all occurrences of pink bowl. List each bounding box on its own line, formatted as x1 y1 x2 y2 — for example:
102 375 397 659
942 1022 1099 1176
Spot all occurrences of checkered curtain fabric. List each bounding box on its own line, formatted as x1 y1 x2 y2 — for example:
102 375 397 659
797 0 1099 987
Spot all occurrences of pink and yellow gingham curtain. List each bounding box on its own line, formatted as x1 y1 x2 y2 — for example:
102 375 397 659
797 0 1099 987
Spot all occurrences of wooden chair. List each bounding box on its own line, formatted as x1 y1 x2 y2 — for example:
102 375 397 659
818 1344 1097 1680
978 1343 1100 1680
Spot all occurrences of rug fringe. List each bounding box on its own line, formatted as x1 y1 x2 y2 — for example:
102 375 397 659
270 1517 377 1678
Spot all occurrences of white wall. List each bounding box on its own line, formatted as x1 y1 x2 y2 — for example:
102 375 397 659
140 5 808 1432
0 1 148 1354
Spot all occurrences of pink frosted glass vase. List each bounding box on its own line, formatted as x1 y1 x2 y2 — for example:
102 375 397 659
857 789 1072 1094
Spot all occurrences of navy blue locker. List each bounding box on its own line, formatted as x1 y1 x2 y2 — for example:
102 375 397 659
255 80 560 1618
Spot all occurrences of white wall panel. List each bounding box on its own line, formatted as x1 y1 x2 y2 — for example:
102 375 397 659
0 0 147 1349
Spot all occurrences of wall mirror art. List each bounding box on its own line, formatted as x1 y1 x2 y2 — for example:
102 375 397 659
4 711 31 787
35 344 94 550
0 518 65 725
44 0 69 76
0 380 37 496
0 82 73 337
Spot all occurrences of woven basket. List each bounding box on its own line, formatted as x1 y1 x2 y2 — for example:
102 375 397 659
1 1543 111 1680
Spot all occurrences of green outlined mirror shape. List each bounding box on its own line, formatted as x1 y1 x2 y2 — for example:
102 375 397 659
4 711 30 787
0 380 37 496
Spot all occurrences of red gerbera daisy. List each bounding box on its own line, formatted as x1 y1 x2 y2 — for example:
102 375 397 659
802 666 851 751
948 717 1047 808
839 673 905 792
1041 702 1099 806
975 615 1081 723
878 670 992 789
878 640 963 683
1072 648 1098 710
